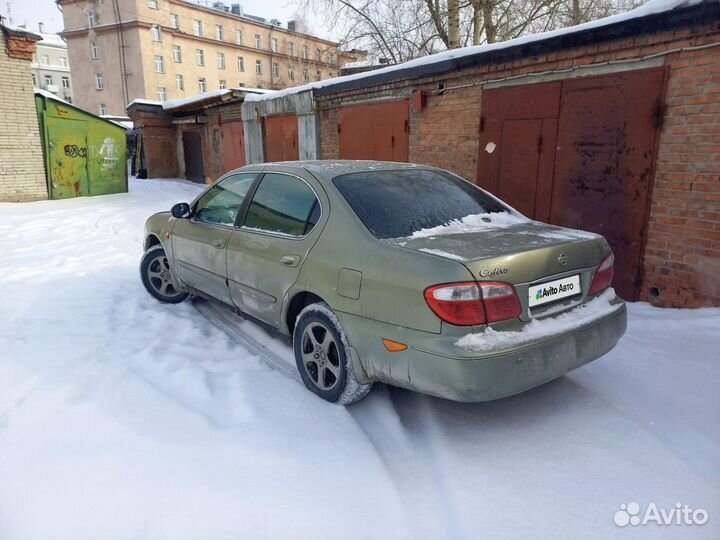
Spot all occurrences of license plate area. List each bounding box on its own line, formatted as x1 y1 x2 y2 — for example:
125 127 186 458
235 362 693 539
529 274 581 307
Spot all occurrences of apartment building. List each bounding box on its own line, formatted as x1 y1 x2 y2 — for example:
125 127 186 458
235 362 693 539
30 24 74 103
58 0 364 116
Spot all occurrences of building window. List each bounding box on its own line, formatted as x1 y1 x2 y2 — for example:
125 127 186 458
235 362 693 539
254 34 261 48
99 103 107 115
196 49 204 66
235 29 243 45
255 60 262 75
198 77 207 93
157 87 166 102
271 62 279 77
215 24 223 41
170 13 179 29
154 55 165 73
288 42 294 56
151 25 162 42
329 72 334 78
217 52 225 69
237 56 244 72
59 57 68 67
302 69 308 82
172 45 182 62
176 74 184 90
193 19 203 37
43 74 53 87
40 55 49 65
88 11 97 27
31 73 37 86
90 41 99 59
315 48 321 62
302 45 308 60
219 80 226 90
288 66 294 80
315 70 321 81
148 0 158 8
271 37 278 52
95 73 104 90
61 76 70 88
329 52 336 64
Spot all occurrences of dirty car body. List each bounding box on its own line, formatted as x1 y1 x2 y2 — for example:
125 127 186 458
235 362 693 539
142 161 626 404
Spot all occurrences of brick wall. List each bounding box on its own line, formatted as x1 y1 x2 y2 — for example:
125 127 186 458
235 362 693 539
315 20 720 307
643 46 720 307
0 30 48 202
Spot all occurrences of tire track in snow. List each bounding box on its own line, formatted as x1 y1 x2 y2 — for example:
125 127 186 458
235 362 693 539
349 388 467 540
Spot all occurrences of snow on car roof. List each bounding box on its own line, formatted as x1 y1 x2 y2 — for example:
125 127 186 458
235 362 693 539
245 0 705 104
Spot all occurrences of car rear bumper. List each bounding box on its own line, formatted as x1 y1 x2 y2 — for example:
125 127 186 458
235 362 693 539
339 298 627 402
406 302 626 401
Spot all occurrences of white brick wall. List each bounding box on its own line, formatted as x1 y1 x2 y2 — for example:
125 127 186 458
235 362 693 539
0 34 48 201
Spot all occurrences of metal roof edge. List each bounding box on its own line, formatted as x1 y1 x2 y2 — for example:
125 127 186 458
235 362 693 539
315 2 719 97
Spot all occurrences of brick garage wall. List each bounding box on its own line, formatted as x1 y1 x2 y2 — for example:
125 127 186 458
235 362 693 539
643 45 720 307
127 109 179 178
316 20 720 307
0 30 48 202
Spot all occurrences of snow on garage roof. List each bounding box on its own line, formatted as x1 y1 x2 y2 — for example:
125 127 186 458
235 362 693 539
245 0 708 103
127 87 274 112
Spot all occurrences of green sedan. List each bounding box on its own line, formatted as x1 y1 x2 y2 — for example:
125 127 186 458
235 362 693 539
140 161 626 405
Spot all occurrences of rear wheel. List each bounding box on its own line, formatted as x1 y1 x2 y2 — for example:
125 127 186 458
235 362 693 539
140 245 188 304
294 303 372 405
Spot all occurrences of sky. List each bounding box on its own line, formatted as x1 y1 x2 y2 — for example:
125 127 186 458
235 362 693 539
0 0 327 38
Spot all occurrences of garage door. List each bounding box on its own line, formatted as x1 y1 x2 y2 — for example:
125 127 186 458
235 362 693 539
221 121 246 172
477 68 666 301
265 115 299 162
338 100 409 162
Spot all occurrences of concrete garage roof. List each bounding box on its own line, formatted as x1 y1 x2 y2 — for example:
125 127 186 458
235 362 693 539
244 0 716 103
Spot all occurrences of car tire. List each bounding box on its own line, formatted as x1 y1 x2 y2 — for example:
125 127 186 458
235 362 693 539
293 302 373 405
140 244 188 304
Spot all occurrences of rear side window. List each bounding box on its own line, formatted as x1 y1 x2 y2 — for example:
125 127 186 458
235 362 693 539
333 169 508 239
243 173 319 236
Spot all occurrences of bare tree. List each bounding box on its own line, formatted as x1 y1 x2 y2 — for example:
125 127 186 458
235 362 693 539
294 0 647 63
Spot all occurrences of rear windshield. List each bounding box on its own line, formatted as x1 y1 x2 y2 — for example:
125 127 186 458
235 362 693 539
332 169 509 239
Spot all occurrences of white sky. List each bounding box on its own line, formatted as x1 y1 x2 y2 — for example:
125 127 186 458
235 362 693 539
0 0 329 38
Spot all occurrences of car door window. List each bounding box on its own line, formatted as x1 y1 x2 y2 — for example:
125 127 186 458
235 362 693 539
243 173 319 236
194 173 256 226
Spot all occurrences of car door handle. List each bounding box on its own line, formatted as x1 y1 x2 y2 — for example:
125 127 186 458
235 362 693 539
211 239 226 249
280 254 301 267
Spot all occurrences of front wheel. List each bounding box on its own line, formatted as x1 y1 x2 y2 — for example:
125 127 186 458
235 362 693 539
140 245 188 304
293 303 373 405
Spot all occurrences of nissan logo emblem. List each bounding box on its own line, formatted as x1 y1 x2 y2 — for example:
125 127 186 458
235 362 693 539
557 253 568 266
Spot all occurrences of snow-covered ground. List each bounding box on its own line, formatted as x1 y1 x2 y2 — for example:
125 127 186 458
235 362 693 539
0 178 718 540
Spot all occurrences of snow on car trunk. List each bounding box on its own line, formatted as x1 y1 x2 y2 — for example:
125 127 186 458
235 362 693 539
0 178 718 540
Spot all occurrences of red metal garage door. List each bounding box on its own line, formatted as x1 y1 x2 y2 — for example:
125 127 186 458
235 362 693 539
477 68 667 301
265 115 299 162
221 120 246 172
338 100 409 161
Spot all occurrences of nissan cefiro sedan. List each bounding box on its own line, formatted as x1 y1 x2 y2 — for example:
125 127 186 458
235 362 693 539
140 161 626 405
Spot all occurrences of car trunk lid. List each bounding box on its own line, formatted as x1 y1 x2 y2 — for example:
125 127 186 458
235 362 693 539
386 217 610 321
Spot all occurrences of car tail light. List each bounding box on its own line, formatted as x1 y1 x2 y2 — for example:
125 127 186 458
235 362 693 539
480 282 523 323
589 253 614 295
424 281 521 326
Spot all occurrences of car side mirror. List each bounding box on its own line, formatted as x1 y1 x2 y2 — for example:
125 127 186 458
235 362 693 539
171 202 191 219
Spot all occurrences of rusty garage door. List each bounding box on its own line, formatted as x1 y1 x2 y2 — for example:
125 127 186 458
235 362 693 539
477 68 666 301
221 121 246 172
338 100 409 162
265 115 299 162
